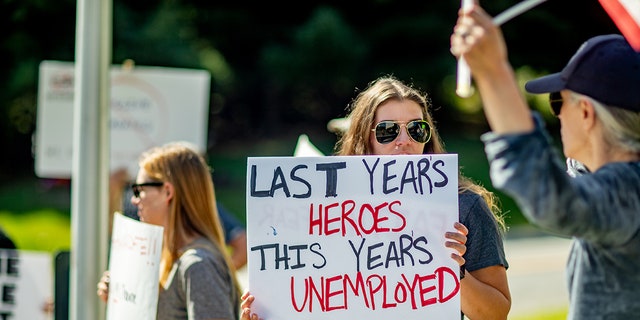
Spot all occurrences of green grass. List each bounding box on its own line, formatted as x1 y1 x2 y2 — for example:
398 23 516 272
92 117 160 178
0 174 71 252
511 308 568 320
0 210 70 253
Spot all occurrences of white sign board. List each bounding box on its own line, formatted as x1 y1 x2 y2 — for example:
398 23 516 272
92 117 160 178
106 213 163 320
0 249 53 320
246 154 460 319
35 60 211 178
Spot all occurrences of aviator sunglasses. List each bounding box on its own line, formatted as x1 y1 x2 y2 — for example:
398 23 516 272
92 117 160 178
131 182 164 198
371 120 432 144
549 92 563 116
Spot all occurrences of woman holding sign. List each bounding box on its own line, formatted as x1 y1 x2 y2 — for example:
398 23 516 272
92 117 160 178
334 76 510 319
242 76 511 320
98 141 242 319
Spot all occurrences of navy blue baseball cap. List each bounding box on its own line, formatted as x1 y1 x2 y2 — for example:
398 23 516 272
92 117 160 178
525 34 640 112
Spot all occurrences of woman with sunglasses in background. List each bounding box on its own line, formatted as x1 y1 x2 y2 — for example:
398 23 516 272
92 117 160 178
98 141 242 320
241 76 511 320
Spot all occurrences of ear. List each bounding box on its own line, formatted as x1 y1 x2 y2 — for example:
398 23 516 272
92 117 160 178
579 99 597 132
164 182 175 203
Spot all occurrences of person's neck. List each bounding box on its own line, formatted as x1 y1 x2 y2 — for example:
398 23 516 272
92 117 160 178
176 233 199 254
586 146 639 172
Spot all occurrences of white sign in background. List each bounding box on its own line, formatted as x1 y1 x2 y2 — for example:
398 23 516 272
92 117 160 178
106 213 163 320
246 154 460 320
0 249 52 320
35 60 211 178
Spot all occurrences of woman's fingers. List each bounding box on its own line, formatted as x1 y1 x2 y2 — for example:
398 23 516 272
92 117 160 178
96 270 110 302
446 222 468 266
241 292 254 308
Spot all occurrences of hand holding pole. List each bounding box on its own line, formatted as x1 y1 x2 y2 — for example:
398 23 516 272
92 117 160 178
455 0 549 98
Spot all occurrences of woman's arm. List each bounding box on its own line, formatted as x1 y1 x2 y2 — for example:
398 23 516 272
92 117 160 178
462 265 511 319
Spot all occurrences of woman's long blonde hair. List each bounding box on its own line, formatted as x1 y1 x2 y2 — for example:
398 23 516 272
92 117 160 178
335 76 506 231
138 142 242 297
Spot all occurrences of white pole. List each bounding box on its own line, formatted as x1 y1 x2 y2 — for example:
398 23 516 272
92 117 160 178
493 0 548 26
69 0 111 318
455 0 474 98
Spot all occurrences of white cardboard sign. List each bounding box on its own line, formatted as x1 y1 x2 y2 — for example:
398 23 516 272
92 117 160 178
246 154 460 319
106 213 163 320
35 60 210 178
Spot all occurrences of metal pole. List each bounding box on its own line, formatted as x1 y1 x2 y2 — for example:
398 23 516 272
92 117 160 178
69 0 111 318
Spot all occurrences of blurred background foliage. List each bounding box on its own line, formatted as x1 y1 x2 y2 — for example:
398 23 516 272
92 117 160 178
0 0 621 246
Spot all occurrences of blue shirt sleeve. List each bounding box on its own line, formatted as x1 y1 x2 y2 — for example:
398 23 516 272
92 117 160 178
481 112 640 245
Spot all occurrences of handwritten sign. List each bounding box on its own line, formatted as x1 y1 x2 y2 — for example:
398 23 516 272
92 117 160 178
246 154 460 319
107 213 163 320
0 249 52 320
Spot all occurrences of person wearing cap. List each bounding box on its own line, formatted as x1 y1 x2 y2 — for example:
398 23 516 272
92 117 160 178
451 4 640 319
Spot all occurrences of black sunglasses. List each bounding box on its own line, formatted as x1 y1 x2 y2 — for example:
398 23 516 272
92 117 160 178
371 120 432 144
131 182 164 198
549 92 563 116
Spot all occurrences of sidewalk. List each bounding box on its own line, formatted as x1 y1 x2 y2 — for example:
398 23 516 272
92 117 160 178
505 232 572 317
